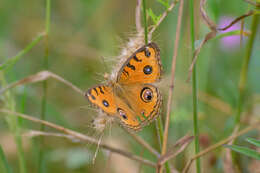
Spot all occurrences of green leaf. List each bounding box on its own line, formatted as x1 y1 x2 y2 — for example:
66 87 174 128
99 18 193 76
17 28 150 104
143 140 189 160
0 33 44 71
247 138 260 147
157 0 170 8
147 8 158 24
225 145 260 160
0 145 13 173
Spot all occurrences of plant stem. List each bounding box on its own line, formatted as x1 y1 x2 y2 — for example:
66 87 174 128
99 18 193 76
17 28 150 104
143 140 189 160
189 0 201 172
160 0 184 172
39 0 51 172
142 0 148 44
235 12 259 125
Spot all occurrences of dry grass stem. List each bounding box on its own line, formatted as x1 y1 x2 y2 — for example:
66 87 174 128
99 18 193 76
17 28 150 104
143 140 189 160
0 71 84 96
136 0 143 33
125 129 160 157
23 130 80 141
148 0 179 41
160 0 184 172
182 119 260 173
187 0 255 82
217 10 255 31
0 109 157 167
158 135 194 165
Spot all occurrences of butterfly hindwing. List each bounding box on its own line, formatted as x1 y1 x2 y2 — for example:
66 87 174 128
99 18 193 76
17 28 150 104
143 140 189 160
117 42 162 84
121 84 162 125
86 85 143 130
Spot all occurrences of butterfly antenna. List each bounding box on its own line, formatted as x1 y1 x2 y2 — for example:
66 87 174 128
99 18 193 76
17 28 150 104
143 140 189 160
92 132 104 164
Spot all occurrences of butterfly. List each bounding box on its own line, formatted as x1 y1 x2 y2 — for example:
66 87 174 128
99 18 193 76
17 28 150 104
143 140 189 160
85 42 162 131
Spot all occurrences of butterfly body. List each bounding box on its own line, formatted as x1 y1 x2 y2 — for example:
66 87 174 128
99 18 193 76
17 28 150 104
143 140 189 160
86 42 162 131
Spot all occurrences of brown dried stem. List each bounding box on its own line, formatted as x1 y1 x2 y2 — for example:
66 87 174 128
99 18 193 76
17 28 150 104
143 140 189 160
0 109 157 167
125 129 160 157
158 135 194 165
182 119 260 173
136 0 143 33
0 70 84 96
187 0 256 81
160 0 184 172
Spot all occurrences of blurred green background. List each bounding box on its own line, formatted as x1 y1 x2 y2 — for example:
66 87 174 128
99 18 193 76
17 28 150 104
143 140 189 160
0 0 259 173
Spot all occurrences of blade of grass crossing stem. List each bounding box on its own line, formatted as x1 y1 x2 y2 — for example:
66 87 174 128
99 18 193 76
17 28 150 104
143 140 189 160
225 145 260 160
0 145 13 173
189 0 201 172
39 0 51 172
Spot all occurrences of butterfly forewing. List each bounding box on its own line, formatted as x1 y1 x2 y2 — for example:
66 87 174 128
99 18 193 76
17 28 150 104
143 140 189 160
117 42 162 85
86 85 117 115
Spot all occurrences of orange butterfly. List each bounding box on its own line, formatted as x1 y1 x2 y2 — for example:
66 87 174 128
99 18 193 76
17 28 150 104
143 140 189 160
86 42 162 131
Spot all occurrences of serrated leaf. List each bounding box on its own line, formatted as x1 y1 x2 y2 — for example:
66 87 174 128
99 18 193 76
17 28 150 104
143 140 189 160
225 145 260 160
247 138 260 147
147 8 158 24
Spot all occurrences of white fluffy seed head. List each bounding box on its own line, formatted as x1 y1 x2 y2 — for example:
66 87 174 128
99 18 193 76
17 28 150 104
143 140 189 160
110 31 144 82
92 111 115 132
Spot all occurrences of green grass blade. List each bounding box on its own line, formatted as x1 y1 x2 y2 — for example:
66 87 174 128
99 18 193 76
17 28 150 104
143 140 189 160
225 144 260 160
189 0 201 172
39 0 51 172
0 145 13 173
0 33 44 71
246 138 260 147
213 30 250 41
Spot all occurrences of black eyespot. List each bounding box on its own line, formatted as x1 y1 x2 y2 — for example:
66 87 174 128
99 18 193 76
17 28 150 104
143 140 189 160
143 65 153 75
117 108 127 120
140 87 153 102
144 48 151 57
102 100 109 107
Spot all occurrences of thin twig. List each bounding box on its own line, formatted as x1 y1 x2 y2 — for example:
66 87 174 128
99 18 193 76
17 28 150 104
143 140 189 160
23 130 79 141
217 10 255 31
148 0 179 41
136 0 143 33
125 129 160 157
0 71 84 96
158 135 194 165
182 120 260 173
0 109 157 167
160 0 184 172
186 0 256 81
